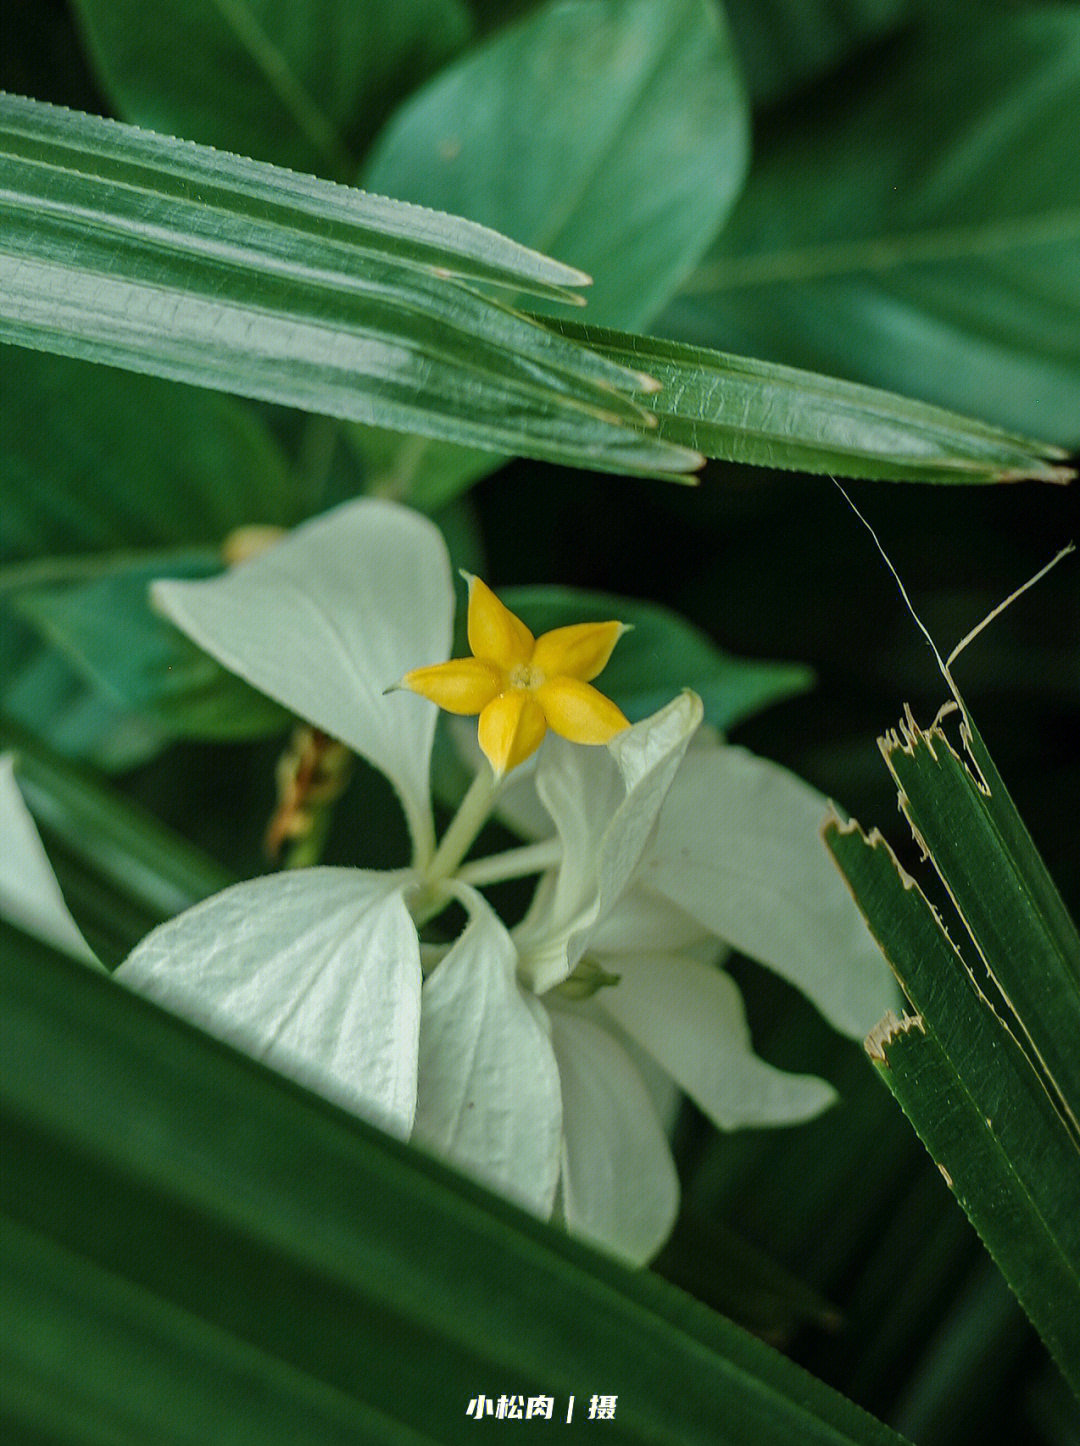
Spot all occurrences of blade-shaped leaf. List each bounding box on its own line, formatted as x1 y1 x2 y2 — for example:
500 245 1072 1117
1 929 911 1445
824 816 1080 1400
0 94 701 479
879 709 1080 1138
71 0 471 179
354 0 748 501
538 322 1073 484
665 11 1080 442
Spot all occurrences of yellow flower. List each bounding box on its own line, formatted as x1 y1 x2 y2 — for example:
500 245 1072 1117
401 576 630 775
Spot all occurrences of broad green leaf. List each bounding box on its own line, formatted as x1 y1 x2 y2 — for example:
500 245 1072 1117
880 709 1080 1138
539 322 1074 484
2 350 299 557
664 11 1080 442
723 0 909 107
72 0 471 179
14 555 289 742
500 585 814 728
0 630 168 771
363 0 749 332
1 349 296 759
0 94 700 479
356 0 749 501
824 816 1080 1400
2 932 911 1445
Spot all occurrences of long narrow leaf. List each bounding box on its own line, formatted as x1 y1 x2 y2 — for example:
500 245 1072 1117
0 94 699 478
1 930 909 1446
539 321 1073 484
880 710 1080 1137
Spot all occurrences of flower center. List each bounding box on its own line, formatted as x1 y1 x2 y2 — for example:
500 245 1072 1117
508 662 545 691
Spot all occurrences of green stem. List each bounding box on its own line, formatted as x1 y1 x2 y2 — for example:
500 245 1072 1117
456 837 561 887
425 765 500 887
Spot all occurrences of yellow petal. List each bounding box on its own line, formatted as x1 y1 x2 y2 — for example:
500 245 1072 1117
401 659 503 715
466 575 534 669
477 691 548 775
531 620 627 683
535 678 629 744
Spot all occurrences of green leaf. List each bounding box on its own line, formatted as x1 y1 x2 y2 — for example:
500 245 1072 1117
0 630 169 771
498 586 814 729
14 554 289 743
665 10 1080 442
1 932 911 1446
2 350 299 557
71 0 472 180
877 708 1080 1137
1 349 297 761
0 94 700 480
364 0 749 332
538 322 1073 483
354 0 748 502
723 0 909 107
824 816 1080 1400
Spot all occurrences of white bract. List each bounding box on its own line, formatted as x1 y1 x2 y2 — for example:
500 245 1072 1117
0 500 896 1264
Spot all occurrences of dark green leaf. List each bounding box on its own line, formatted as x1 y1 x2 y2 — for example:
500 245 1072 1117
499 586 814 729
14 554 288 743
0 94 700 479
1 349 297 761
364 0 749 332
354 0 748 503
1 933 911 1445
723 0 909 107
879 709 1080 1134
539 322 1072 483
71 0 472 179
665 11 1080 442
0 630 168 771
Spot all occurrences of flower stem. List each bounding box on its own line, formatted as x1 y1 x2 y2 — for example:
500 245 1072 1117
456 837 561 887
424 764 500 887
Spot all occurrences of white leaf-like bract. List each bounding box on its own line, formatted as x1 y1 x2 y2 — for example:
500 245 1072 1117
597 951 836 1129
640 746 897 1037
152 500 454 865
414 887 562 1216
548 1009 679 1267
117 868 423 1137
516 692 703 991
0 754 100 968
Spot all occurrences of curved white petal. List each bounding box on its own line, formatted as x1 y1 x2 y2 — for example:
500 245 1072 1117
640 745 898 1037
515 693 702 991
117 868 422 1137
589 884 709 956
597 952 836 1130
0 754 99 968
547 1009 679 1266
413 887 561 1216
152 500 453 865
